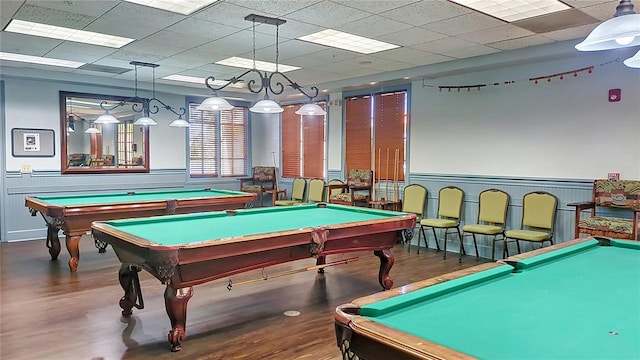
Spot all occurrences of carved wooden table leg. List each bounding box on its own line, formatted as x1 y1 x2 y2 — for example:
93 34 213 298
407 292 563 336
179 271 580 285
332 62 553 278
64 233 82 272
119 265 144 317
46 225 61 260
165 285 193 352
316 255 326 273
374 249 394 290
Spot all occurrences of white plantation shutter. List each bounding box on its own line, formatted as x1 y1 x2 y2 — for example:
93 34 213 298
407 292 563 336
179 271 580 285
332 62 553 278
220 107 248 177
188 102 248 177
189 104 219 176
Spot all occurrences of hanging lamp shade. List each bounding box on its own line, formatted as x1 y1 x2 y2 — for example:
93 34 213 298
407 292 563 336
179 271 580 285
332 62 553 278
250 99 283 113
295 103 326 116
623 49 640 67
85 126 101 134
196 96 234 111
94 111 120 124
169 116 190 127
133 116 158 125
575 0 640 51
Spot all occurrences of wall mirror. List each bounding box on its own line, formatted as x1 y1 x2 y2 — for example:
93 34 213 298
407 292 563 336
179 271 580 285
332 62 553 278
60 91 150 174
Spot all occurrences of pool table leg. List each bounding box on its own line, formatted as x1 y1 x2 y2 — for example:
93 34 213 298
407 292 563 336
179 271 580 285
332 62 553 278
374 249 394 290
165 285 193 352
64 233 82 272
46 225 61 260
316 255 326 273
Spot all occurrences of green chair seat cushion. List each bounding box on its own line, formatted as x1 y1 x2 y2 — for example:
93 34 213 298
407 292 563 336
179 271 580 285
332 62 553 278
421 218 457 228
274 200 302 206
578 216 634 235
463 224 503 234
505 229 550 241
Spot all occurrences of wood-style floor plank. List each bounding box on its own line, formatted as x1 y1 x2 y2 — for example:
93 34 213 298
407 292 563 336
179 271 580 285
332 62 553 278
0 235 488 360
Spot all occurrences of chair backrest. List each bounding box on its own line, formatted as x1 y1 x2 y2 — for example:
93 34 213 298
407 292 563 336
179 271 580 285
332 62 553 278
253 166 275 182
346 169 373 187
291 178 307 201
307 178 325 202
438 186 464 220
522 191 558 230
326 179 345 201
402 184 427 217
477 189 510 225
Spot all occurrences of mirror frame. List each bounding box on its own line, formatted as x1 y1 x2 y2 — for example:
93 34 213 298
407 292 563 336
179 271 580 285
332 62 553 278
60 91 150 174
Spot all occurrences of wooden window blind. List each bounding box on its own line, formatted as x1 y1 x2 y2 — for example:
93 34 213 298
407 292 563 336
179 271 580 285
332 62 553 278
344 96 372 174
374 91 406 181
220 107 248 177
344 91 406 181
281 103 326 179
282 105 301 178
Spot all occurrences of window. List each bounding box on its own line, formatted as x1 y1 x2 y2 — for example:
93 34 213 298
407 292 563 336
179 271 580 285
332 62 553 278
281 103 326 179
117 122 135 164
344 90 406 182
188 103 248 177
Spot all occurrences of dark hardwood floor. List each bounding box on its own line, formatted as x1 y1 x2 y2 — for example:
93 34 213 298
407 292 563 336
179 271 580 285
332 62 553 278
0 235 488 360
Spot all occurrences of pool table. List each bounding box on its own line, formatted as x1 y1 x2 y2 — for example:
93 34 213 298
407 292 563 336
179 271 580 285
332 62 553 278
335 236 640 360
25 188 256 272
91 203 416 351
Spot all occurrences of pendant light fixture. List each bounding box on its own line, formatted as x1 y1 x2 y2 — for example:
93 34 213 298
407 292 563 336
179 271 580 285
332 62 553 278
575 0 640 51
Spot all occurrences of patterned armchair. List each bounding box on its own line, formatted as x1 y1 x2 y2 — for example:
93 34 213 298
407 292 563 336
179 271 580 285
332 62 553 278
569 179 640 241
328 169 373 207
239 166 276 207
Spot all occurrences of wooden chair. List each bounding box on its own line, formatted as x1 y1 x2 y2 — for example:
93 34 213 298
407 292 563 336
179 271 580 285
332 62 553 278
504 191 558 256
418 186 464 259
239 166 276 207
328 170 373 206
326 179 345 202
400 184 427 247
462 189 510 260
306 178 326 203
568 179 640 241
275 178 307 206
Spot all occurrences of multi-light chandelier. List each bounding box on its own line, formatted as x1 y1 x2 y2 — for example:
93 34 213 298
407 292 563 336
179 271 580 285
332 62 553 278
95 61 189 127
575 0 640 68
197 14 325 116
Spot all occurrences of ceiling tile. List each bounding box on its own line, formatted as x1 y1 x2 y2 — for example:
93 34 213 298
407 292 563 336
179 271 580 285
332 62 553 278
422 12 506 36
26 0 119 17
541 24 594 42
11 3 96 27
336 14 413 38
438 44 500 59
285 0 371 29
191 1 262 29
490 35 555 51
46 42 118 63
377 27 448 46
457 24 535 44
381 0 471 26
341 0 422 14
0 32 63 55
227 0 322 16
372 46 455 66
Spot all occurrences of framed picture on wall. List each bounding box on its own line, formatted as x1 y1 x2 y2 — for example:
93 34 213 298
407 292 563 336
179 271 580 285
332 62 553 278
11 128 55 157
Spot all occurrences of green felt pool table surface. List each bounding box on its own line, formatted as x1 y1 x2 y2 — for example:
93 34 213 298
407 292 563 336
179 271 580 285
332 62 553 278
336 237 640 360
103 203 402 246
31 188 249 206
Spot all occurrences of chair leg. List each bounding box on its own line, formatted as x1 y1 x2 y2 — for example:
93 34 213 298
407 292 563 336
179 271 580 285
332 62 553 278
416 225 427 254
491 235 496 261
431 228 440 252
472 234 479 258
442 229 448 260
516 239 521 254
457 228 464 263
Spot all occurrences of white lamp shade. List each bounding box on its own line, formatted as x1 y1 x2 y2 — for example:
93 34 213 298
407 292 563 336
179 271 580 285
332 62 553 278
169 118 190 127
94 112 120 124
624 49 640 67
295 103 326 115
575 13 640 51
250 99 284 113
133 116 158 125
196 96 234 111
85 126 101 134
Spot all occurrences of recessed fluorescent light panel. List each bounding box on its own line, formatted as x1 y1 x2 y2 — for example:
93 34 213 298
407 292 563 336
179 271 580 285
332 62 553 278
215 57 300 73
297 29 400 54
449 0 571 22
0 52 85 68
162 74 246 88
4 19 134 48
124 0 219 15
